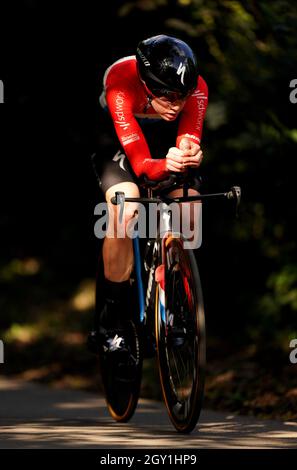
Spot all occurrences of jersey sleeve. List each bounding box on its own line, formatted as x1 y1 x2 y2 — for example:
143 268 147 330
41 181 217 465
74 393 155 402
106 86 168 181
176 76 208 148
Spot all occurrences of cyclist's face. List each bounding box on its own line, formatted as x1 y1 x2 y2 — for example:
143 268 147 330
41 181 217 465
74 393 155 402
151 96 187 121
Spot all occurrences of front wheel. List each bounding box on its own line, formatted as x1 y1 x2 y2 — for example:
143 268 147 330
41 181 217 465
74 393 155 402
155 235 206 433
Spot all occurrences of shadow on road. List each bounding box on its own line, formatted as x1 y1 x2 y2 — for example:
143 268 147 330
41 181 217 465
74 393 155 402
1 377 297 448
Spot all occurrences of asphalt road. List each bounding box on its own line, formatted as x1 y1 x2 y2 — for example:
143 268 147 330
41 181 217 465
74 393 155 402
0 376 297 449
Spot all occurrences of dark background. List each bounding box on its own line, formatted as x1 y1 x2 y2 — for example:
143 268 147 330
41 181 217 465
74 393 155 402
0 0 296 418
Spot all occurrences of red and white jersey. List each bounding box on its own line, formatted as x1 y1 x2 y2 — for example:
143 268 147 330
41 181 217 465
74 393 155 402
100 55 208 180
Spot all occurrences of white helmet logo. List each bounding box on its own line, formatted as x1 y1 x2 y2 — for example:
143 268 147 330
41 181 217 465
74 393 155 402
177 62 186 85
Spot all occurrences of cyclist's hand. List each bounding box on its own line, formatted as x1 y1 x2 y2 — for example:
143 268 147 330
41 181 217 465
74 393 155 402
179 137 203 168
165 147 187 172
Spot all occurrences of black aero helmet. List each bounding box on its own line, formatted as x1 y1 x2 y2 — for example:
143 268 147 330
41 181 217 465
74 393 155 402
136 34 199 100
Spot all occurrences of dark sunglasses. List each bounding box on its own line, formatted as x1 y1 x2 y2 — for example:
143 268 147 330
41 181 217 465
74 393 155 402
150 88 190 102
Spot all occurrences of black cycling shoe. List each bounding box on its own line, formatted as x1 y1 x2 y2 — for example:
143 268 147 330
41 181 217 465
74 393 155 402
88 326 136 382
87 297 124 355
101 326 138 382
101 327 129 356
87 325 129 356
88 297 138 380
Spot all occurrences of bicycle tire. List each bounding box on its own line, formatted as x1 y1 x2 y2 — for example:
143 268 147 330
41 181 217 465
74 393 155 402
155 234 206 433
99 320 143 422
96 262 143 423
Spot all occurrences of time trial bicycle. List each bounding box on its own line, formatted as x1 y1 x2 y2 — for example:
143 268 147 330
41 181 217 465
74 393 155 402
96 171 241 433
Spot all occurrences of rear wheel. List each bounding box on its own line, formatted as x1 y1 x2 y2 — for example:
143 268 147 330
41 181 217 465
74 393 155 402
155 235 206 433
96 260 143 422
99 319 143 422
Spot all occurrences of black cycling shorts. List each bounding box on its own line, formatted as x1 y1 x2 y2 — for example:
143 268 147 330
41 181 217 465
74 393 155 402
92 148 138 195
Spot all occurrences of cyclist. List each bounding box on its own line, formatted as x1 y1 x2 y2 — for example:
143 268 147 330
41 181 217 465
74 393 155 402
88 34 208 358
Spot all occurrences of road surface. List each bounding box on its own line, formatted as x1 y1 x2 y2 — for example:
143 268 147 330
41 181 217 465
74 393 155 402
0 376 296 448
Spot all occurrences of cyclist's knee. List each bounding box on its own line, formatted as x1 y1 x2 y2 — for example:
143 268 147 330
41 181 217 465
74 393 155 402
105 182 140 236
106 182 140 202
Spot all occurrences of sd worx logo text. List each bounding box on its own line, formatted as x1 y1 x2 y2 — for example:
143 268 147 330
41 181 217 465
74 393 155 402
0 80 4 103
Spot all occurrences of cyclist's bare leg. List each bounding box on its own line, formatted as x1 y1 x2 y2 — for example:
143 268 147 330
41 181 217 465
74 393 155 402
104 182 140 282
